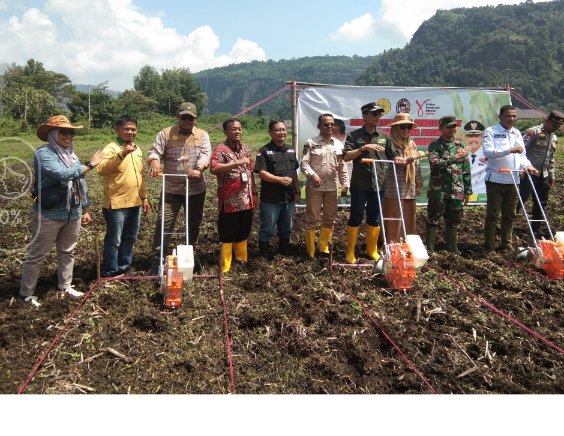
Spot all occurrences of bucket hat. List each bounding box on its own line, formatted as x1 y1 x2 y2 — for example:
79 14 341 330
36 115 83 141
389 113 417 129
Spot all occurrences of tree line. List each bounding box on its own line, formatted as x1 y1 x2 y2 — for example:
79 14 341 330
0 60 206 133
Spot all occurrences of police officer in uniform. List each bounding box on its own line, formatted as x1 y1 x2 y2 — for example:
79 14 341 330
254 120 300 260
518 110 564 236
426 115 472 254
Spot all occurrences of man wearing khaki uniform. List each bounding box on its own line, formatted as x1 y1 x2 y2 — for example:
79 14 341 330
300 113 349 257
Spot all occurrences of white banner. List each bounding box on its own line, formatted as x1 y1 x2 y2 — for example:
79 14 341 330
296 85 512 204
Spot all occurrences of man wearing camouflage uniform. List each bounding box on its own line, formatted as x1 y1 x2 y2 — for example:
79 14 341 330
518 110 564 237
426 115 472 254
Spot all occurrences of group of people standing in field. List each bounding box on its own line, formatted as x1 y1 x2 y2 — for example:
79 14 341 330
18 101 563 307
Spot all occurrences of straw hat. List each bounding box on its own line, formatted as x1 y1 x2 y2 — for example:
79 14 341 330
36 115 83 141
389 113 417 129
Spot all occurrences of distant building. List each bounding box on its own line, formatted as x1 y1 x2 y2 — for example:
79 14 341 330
516 108 545 122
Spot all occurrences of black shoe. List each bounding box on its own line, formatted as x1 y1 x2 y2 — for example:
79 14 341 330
146 265 160 277
194 255 202 274
278 238 291 256
259 241 273 261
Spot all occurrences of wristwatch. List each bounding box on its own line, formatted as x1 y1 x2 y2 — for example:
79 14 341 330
85 161 95 170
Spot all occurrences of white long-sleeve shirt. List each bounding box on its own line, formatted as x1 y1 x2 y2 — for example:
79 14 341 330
483 123 532 185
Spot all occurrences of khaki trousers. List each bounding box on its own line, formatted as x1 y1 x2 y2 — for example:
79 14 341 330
484 181 518 249
20 210 81 297
305 188 338 230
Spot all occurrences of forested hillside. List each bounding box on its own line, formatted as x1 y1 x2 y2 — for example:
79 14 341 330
356 0 563 110
193 56 376 118
194 0 562 117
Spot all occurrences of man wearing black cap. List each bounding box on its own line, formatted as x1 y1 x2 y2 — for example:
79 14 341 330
518 109 564 236
463 120 487 197
147 102 212 273
343 102 387 263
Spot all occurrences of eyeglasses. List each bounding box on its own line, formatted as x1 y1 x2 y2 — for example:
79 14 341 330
399 125 412 130
59 129 76 136
180 115 196 121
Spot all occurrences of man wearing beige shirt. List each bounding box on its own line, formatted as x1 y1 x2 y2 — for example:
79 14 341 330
300 113 349 258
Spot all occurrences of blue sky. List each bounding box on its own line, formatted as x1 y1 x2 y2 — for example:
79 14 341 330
0 0 547 91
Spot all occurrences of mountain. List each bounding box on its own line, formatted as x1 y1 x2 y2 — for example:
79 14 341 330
356 0 563 111
194 55 377 118
194 1 562 117
74 84 121 98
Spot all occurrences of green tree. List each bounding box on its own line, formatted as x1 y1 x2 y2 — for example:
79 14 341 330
2 59 74 103
2 85 59 129
115 90 156 118
133 65 207 116
67 82 118 128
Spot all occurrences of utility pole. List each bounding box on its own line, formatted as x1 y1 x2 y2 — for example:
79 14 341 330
88 85 91 129
23 88 28 123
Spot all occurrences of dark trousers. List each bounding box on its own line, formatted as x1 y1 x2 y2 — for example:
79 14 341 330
218 208 253 243
347 187 383 227
484 181 518 249
518 175 550 233
151 190 206 265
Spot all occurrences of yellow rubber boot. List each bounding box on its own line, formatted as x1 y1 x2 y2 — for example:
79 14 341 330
234 239 248 262
221 242 233 273
318 227 333 254
346 225 360 264
365 225 381 260
304 229 316 258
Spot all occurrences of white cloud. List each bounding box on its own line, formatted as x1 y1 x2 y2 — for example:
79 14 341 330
330 13 375 41
0 0 266 90
378 0 545 43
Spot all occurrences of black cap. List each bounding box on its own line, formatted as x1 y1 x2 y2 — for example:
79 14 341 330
361 102 384 114
547 110 564 125
463 120 486 134
439 115 457 128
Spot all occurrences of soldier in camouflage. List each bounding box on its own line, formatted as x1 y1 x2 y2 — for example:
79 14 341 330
518 110 563 237
426 115 472 254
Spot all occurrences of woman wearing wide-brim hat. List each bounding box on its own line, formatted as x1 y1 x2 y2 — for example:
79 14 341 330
19 115 104 308
382 113 425 243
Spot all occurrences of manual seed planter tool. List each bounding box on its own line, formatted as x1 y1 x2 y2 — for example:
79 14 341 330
500 168 564 279
361 158 428 291
158 174 195 308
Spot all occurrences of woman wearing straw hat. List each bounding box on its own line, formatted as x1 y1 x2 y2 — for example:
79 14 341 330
19 115 104 308
383 113 425 243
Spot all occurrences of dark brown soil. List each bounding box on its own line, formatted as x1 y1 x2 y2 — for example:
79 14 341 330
0 160 563 396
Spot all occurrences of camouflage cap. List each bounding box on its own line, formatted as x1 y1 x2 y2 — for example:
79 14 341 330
463 120 486 134
361 102 384 114
177 102 197 117
439 115 457 128
547 110 564 125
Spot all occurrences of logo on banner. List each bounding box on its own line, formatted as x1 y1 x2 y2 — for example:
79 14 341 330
376 98 392 115
415 98 440 117
416 99 429 117
396 98 411 114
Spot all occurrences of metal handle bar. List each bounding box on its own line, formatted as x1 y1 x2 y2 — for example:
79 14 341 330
497 168 554 246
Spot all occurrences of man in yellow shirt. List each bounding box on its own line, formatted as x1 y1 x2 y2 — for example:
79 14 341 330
96 115 150 277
